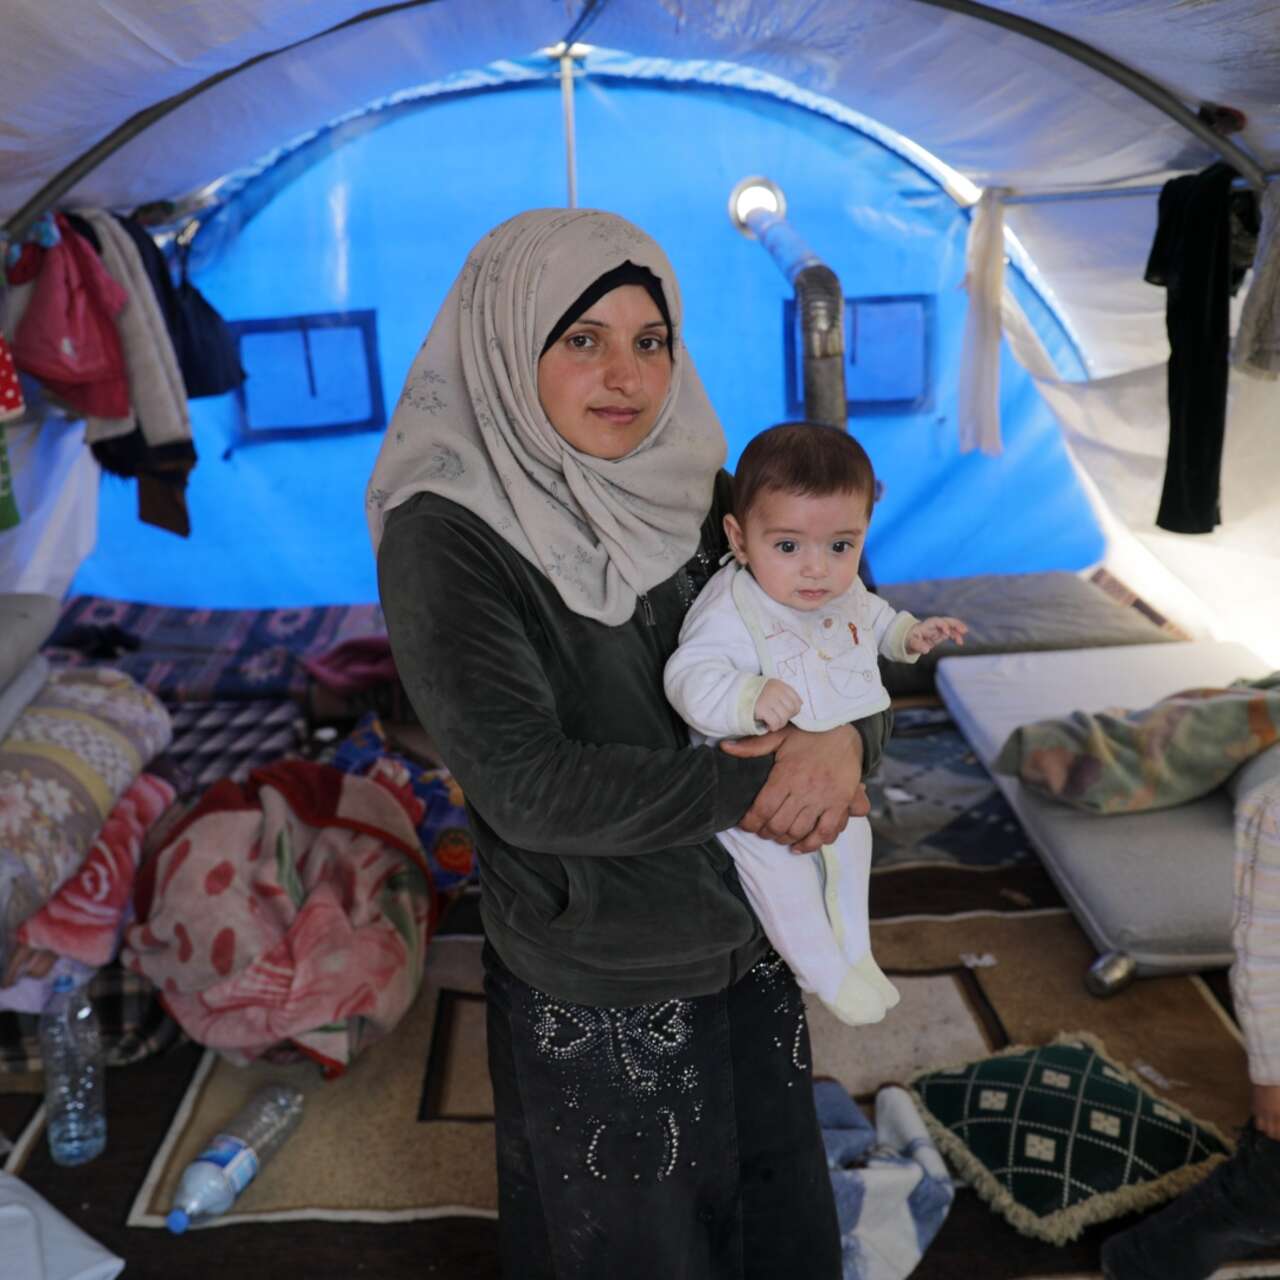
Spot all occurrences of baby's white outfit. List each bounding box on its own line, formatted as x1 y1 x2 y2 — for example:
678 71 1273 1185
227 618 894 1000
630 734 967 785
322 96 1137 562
664 562 919 1021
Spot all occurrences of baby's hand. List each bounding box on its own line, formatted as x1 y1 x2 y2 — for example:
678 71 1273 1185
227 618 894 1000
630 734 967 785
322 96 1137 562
906 616 968 655
753 678 803 732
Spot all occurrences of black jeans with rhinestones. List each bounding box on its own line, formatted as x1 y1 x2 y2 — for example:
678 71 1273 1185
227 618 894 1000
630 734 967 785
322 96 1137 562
483 943 842 1279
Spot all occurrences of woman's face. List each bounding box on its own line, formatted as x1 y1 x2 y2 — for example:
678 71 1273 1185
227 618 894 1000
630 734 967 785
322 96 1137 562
537 284 672 459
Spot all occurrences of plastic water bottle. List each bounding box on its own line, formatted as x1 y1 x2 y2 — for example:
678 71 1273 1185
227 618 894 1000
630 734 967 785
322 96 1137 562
166 1084 305 1233
38 975 107 1166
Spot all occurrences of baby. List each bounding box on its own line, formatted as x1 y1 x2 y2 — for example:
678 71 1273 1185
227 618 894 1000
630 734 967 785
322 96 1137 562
665 422 966 1025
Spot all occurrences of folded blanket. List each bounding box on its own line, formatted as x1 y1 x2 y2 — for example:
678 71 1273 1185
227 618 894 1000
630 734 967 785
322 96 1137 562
122 758 435 1076
995 674 1280 813
17 773 175 967
816 1081 954 1279
0 668 171 954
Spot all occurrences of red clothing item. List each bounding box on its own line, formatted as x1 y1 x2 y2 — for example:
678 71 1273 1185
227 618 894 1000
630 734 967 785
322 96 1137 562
4 242 44 286
11 214 130 418
0 334 24 422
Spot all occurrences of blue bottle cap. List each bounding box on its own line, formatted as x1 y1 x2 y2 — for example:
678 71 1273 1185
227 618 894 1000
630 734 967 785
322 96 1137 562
166 1209 190 1234
51 975 75 993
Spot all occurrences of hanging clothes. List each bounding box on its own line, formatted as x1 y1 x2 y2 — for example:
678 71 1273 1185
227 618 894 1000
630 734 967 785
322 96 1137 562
1144 163 1258 533
76 209 191 449
10 214 131 419
1232 180 1280 380
0 335 23 423
0 334 24 530
171 235 245 399
114 215 244 398
73 209 197 538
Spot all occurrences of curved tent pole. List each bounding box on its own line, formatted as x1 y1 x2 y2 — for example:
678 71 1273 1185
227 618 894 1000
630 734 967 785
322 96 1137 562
912 0 1267 191
2 0 614 242
5 0 1264 239
1 0 604 242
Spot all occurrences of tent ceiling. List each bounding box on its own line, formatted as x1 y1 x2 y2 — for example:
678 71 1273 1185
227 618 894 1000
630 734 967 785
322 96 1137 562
2 0 1277 227
2 0 1277 658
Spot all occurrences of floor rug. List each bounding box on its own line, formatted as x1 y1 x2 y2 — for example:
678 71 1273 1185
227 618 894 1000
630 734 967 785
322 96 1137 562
127 934 494 1230
128 908 1253 1254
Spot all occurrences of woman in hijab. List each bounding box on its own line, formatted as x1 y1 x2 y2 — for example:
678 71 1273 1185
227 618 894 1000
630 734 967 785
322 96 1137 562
368 208 890 1279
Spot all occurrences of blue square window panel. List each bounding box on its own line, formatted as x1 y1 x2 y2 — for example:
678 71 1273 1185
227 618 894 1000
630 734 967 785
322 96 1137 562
784 295 934 417
227 310 386 444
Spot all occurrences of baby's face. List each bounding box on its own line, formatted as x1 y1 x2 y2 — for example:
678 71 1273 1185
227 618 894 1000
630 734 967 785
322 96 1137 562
727 486 869 611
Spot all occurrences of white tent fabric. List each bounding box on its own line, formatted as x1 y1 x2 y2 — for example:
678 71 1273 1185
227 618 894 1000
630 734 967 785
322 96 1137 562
958 189 1006 456
1 0 1277 657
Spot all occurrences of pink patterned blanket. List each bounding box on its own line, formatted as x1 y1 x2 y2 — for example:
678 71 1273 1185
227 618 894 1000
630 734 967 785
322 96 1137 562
123 758 436 1076
16 772 175 967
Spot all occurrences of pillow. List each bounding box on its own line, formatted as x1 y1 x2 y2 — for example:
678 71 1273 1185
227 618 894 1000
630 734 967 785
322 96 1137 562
908 1032 1231 1245
1227 741 1280 803
0 667 171 946
874 572 1176 697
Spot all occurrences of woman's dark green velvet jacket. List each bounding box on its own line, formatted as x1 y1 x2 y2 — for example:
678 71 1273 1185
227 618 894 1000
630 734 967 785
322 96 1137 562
378 472 891 1007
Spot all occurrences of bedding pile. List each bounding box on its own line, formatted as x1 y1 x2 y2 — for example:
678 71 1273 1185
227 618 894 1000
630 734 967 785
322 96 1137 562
995 673 1280 813
122 758 437 1075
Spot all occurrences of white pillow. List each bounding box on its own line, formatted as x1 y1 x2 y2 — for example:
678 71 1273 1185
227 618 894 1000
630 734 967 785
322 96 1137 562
1227 742 1280 803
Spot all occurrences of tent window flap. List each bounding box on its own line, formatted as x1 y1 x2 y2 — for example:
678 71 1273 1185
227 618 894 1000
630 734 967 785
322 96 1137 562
785 295 934 417
228 309 386 444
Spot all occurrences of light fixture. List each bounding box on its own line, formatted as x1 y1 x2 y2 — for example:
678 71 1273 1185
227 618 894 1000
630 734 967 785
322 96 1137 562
728 176 787 237
541 42 593 60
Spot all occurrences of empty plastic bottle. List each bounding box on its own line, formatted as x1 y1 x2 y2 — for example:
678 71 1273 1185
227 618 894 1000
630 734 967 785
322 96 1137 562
166 1084 305 1233
38 974 107 1166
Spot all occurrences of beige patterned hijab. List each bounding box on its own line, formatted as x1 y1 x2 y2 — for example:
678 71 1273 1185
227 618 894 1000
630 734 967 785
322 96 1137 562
366 208 727 625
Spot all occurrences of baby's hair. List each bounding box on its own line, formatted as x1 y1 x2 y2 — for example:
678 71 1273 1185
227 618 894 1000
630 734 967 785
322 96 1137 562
732 422 876 523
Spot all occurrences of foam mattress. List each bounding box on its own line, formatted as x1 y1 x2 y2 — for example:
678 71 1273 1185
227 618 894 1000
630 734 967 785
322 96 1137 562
936 641 1271 974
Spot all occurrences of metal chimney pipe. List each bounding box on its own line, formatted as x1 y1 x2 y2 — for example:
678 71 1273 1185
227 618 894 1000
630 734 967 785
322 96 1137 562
730 178 847 430
743 207 847 429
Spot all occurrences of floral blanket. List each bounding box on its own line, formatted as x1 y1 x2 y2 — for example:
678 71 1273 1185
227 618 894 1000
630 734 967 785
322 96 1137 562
995 674 1280 813
0 668 171 953
331 712 476 891
17 772 175 967
122 758 436 1076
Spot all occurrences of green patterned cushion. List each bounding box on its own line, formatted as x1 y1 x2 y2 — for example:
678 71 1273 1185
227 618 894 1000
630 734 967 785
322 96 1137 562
908 1033 1232 1244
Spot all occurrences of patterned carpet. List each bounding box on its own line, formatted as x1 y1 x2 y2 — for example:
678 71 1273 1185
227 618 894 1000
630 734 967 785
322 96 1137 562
869 706 1037 871
3 713 1272 1280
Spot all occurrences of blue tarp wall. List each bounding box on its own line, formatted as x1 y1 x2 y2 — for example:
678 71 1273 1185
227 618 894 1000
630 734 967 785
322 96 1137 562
74 60 1104 607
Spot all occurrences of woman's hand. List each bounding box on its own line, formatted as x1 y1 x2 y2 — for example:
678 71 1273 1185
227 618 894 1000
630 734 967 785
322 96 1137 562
1253 1083 1280 1140
720 723 868 853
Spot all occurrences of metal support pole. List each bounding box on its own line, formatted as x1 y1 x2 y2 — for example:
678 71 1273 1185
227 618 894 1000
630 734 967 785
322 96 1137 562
560 53 578 209
1003 174 1275 206
909 0 1268 191
745 208 847 430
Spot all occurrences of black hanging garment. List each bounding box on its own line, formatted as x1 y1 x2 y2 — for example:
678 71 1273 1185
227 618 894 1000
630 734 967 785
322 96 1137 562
170 239 245 399
114 215 245 399
1143 163 1258 533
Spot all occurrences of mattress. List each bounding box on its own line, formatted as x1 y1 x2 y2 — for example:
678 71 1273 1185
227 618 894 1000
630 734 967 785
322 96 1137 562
936 641 1271 974
44 596 385 703
875 570 1178 696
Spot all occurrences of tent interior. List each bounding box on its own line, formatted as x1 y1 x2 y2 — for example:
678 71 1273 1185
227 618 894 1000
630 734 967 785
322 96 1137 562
2 3 1279 1278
